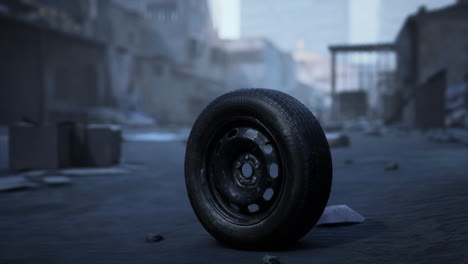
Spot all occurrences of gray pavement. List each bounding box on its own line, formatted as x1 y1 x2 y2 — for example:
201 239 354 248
0 131 467 263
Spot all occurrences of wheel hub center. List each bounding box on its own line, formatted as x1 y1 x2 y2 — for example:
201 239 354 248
234 153 261 187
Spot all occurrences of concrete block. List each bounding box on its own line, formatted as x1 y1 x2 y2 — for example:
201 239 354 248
9 124 72 170
82 124 121 166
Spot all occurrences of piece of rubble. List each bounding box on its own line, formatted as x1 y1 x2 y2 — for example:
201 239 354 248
385 163 399 171
326 132 350 148
316 205 365 227
262 255 280 264
21 170 48 179
363 126 382 137
0 176 39 192
58 167 129 176
42 176 72 186
145 233 164 243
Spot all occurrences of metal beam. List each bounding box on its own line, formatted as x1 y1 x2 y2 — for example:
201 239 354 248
329 43 395 53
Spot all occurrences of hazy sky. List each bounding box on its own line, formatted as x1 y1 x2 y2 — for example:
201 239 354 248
211 0 454 42
211 0 378 41
210 0 240 39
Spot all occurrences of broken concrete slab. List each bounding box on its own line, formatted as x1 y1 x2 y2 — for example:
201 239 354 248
42 176 72 186
316 205 365 227
58 167 129 176
20 170 49 179
0 176 39 192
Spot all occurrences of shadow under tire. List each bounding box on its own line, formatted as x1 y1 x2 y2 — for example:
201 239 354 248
185 89 332 249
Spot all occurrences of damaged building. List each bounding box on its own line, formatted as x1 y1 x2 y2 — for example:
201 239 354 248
394 0 468 129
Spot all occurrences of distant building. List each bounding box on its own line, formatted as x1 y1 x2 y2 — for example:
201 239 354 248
377 0 455 42
240 0 349 54
223 38 294 92
394 0 468 128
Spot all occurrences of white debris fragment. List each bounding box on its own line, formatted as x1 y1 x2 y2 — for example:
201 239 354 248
0 176 39 192
42 175 72 185
316 205 365 226
58 167 129 176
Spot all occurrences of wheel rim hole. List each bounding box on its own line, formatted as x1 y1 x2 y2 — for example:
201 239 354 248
263 188 274 201
263 143 273 154
241 163 253 178
269 163 279 178
245 129 258 139
227 129 238 139
248 204 259 213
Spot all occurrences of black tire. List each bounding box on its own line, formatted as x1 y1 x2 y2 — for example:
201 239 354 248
185 89 332 249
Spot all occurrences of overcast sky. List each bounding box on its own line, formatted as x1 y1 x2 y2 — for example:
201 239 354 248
211 0 454 42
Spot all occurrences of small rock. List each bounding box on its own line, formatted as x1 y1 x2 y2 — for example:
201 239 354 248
363 126 382 137
385 163 399 171
145 233 164 243
262 255 280 264
326 132 350 148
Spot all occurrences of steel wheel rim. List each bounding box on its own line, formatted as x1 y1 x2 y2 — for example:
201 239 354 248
203 117 285 225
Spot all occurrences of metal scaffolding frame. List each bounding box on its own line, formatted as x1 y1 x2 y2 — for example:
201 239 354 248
329 43 396 120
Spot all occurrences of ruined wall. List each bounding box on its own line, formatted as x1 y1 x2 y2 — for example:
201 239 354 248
132 57 224 126
0 15 110 125
417 17 468 87
0 16 43 124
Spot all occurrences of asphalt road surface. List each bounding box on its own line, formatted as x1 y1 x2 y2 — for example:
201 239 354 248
0 130 467 263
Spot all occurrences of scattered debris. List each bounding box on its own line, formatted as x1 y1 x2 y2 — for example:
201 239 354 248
363 126 382 137
58 167 129 176
316 205 365 227
445 109 467 128
123 130 190 142
323 121 343 132
262 255 280 264
21 170 48 179
326 132 350 148
344 159 353 165
385 163 399 171
145 233 164 243
0 176 39 192
427 129 468 145
42 175 72 186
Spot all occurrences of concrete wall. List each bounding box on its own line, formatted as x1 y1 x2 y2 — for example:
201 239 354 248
394 3 468 126
418 16 468 88
132 57 224 126
0 15 110 125
0 16 43 124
